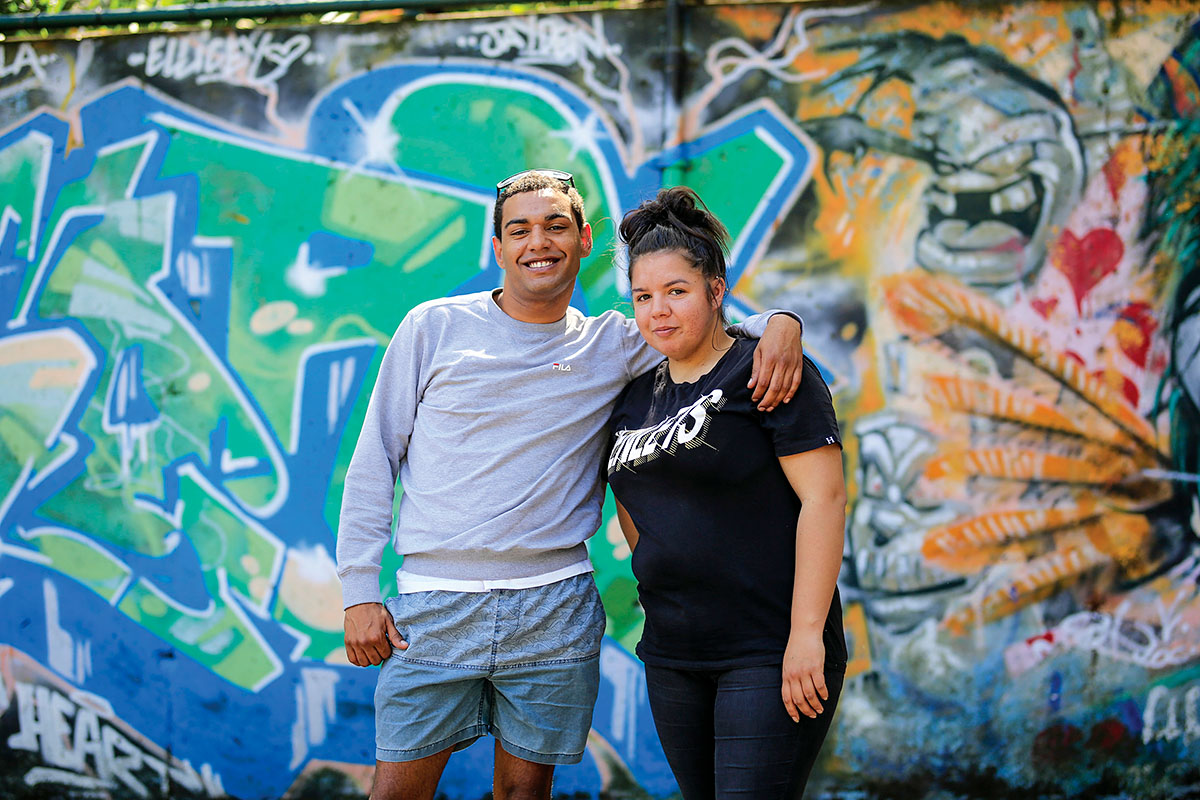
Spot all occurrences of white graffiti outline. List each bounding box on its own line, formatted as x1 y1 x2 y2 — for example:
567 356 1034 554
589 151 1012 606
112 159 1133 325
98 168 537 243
705 3 876 88
1006 555 1200 674
215 565 286 693
24 767 108 792
0 43 51 83
732 104 815 278
0 207 18 267
680 3 876 141
279 618 313 663
452 16 640 162
11 129 52 268
130 31 311 91
15 525 133 606
1143 683 1200 745
12 205 104 330
9 679 226 797
3 328 97 498
339 97 402 174
0 75 40 106
560 15 641 162
153 462 284 619
288 339 376 453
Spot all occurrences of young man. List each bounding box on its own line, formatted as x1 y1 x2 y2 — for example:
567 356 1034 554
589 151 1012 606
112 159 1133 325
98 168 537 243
336 170 804 799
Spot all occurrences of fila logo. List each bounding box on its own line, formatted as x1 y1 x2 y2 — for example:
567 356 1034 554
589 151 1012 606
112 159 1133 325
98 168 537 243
552 363 572 372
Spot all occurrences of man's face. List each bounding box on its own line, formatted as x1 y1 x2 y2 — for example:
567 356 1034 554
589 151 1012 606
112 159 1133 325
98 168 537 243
492 188 592 308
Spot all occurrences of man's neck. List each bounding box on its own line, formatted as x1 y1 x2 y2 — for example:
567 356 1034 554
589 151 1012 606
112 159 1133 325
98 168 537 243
494 288 572 324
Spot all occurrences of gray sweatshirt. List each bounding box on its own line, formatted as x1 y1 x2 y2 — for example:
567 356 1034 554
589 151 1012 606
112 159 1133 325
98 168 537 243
336 290 781 608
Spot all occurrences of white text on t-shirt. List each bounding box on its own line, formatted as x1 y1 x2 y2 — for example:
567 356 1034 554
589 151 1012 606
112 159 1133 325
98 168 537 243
608 389 724 472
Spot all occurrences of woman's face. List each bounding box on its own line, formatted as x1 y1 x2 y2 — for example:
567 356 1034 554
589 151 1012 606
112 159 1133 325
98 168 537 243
630 250 724 362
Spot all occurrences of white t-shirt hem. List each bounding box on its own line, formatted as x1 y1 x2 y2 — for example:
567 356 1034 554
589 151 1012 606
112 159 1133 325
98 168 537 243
393 561 594 594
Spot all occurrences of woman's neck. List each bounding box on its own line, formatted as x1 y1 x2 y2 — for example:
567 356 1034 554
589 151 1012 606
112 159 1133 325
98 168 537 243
667 327 736 384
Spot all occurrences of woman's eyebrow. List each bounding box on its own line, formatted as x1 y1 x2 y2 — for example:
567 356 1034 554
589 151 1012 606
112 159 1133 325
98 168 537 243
631 278 690 291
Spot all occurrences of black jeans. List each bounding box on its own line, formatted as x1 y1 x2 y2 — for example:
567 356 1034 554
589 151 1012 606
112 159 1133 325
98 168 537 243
643 663 844 800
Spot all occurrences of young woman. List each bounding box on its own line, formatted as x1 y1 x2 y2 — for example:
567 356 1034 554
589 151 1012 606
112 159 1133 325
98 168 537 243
607 187 847 798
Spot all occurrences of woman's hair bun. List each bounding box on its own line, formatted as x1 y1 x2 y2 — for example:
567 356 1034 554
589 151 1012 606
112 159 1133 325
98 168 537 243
619 186 728 255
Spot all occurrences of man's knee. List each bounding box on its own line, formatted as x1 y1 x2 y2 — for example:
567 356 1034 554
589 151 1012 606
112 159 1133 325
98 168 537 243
493 775 553 800
496 787 550 800
493 745 554 800
371 751 452 800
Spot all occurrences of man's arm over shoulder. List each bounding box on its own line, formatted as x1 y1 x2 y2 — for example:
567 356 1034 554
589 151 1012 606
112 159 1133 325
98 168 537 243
336 310 429 609
737 310 805 412
729 309 803 341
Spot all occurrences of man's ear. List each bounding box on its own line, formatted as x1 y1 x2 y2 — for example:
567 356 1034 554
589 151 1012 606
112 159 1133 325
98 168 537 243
492 235 503 267
580 222 594 258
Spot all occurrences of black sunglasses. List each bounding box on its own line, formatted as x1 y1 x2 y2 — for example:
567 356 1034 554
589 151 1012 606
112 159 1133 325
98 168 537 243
495 169 575 196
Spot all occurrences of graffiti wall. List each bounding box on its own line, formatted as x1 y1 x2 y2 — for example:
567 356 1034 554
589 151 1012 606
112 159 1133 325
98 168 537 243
2 1 1199 797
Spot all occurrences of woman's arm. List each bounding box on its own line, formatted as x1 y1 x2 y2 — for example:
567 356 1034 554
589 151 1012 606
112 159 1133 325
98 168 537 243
615 499 640 552
777 444 846 722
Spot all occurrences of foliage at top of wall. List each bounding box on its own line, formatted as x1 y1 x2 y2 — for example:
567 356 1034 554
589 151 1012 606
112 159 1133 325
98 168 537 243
0 0 638 40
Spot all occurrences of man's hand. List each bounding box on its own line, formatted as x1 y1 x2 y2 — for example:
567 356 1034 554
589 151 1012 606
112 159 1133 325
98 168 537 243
749 314 804 411
781 629 827 722
344 602 407 666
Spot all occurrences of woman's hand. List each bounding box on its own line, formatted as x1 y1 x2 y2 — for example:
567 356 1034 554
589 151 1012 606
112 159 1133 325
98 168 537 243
782 629 828 721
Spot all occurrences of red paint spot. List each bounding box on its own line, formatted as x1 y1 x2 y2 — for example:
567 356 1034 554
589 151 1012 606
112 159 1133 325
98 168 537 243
1026 630 1056 646
987 236 1028 254
1033 722 1083 765
1121 377 1140 407
1102 157 1127 203
1065 350 1087 366
1115 302 1158 368
1093 369 1140 406
1031 297 1059 318
1086 718 1130 753
1068 44 1083 103
1052 228 1124 313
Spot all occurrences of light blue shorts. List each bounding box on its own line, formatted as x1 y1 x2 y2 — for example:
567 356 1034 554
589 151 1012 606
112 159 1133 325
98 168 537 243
374 573 605 765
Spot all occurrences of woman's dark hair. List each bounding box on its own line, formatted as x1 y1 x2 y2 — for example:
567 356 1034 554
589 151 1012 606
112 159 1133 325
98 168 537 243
618 187 730 321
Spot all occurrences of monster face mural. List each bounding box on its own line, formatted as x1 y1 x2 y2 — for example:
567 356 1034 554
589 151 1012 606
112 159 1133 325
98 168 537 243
3 3 1200 799
817 33 1087 292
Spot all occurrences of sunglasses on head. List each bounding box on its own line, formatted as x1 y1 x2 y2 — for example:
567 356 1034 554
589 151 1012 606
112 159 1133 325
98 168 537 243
495 169 575 196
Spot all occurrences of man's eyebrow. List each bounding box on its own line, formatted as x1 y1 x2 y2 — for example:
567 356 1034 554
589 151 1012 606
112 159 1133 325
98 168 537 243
504 211 570 230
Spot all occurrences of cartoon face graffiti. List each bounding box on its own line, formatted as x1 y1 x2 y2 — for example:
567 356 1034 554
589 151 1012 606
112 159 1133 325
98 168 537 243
912 55 1085 287
812 33 1086 292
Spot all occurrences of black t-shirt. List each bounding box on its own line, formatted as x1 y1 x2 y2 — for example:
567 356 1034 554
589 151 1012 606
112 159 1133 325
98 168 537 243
607 336 847 670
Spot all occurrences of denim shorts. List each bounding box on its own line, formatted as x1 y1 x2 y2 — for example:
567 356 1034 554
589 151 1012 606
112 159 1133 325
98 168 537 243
374 573 606 765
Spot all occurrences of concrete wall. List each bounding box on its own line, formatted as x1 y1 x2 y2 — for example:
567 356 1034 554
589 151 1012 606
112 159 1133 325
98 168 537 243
2 2 1199 797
